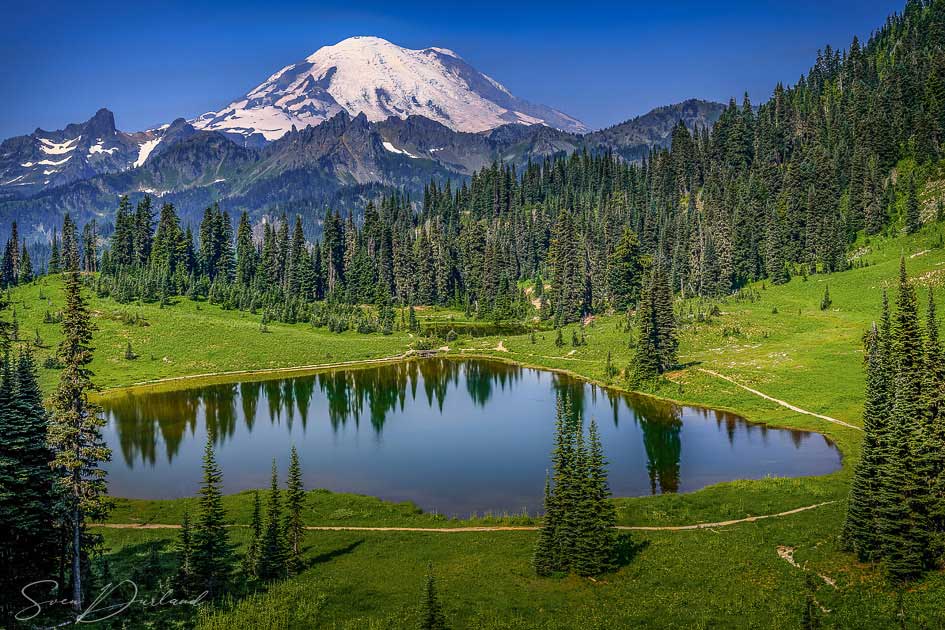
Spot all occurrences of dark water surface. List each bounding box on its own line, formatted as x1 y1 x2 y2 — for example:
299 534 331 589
101 359 841 515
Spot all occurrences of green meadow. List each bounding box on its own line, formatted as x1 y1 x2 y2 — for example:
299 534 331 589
13 220 945 628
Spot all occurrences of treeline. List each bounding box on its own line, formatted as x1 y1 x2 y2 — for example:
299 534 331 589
842 260 945 581
75 1 944 333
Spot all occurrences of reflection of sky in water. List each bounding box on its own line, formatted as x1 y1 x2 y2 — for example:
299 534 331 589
102 359 841 516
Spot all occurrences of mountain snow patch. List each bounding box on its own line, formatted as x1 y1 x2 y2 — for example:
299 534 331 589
134 138 162 168
39 136 80 155
382 141 420 159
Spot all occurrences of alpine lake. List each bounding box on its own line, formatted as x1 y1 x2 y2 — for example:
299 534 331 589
101 358 842 516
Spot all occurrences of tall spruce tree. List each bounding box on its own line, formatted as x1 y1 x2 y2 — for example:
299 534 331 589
418 563 449 630
191 436 233 597
533 392 618 577
285 446 305 574
258 459 287 580
47 272 111 611
0 351 59 624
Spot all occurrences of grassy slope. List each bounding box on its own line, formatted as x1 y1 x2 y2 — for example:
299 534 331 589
15 222 945 628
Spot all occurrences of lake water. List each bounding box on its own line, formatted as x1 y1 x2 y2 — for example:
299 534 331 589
101 359 841 516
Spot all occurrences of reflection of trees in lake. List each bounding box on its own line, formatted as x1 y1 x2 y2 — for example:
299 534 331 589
107 359 527 465
632 396 682 494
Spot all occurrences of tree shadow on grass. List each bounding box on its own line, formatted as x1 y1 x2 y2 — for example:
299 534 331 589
307 539 365 569
614 532 649 568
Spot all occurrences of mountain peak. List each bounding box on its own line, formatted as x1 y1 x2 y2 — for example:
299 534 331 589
193 36 586 141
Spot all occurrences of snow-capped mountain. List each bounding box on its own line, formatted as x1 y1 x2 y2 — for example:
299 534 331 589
0 109 174 199
192 36 587 143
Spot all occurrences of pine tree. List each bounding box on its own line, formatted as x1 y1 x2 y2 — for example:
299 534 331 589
174 510 195 592
418 563 449 630
242 490 263 579
257 459 287 580
820 285 832 311
19 243 33 284
285 446 305 574
586 420 618 573
842 321 888 559
905 173 921 235
191 436 233 598
632 262 677 381
607 228 644 310
49 229 61 274
532 470 558 576
47 272 111 610
801 575 822 629
0 351 59 624
873 260 931 580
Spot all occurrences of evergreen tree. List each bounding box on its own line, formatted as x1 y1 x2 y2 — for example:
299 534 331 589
607 228 645 310
174 510 195 592
842 320 889 559
905 173 921 235
0 351 59 624
191 436 233 598
285 446 305 574
418 563 449 630
242 490 263 579
632 263 678 381
47 272 111 610
257 459 287 580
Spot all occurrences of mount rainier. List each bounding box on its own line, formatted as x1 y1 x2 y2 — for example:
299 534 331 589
192 36 588 143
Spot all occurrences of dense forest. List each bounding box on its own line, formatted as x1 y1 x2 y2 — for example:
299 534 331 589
17 0 925 335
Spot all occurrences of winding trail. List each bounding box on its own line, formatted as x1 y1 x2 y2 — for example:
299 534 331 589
93 501 836 533
696 368 861 431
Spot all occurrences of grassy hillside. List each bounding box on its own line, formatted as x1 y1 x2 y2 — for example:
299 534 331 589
14 220 945 628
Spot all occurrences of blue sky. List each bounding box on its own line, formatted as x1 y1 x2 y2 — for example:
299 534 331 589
1 0 904 138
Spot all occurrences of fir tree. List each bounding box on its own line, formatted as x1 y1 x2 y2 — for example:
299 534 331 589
191 435 233 598
175 510 195 592
47 272 111 610
285 446 306 574
0 351 59 624
820 285 832 311
242 491 263 579
418 563 449 630
257 459 287 580
607 228 645 310
905 173 921 235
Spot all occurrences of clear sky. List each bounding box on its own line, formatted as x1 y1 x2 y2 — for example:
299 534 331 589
0 0 905 138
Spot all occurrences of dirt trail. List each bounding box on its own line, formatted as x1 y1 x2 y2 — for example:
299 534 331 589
93 501 835 533
697 368 861 431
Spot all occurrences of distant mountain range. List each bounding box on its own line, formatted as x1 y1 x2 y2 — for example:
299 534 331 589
0 35 725 241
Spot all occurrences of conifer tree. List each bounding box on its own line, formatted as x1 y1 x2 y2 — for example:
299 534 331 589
418 563 449 630
607 228 645 310
285 446 305 574
842 321 889 559
258 459 287 580
533 392 617 577
905 173 921 235
191 436 233 597
174 510 195 592
0 351 59 624
532 470 558 576
19 243 33 284
820 285 832 311
47 272 111 610
49 229 61 274
242 490 262 579
631 263 678 381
